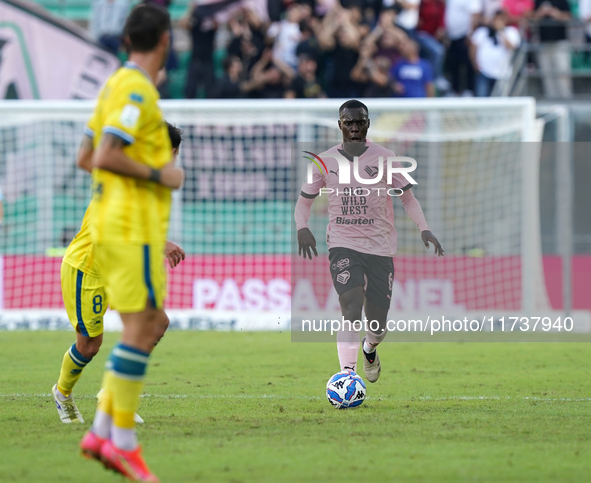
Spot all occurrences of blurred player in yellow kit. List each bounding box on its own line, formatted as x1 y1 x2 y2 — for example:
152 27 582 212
51 122 185 426
74 5 184 482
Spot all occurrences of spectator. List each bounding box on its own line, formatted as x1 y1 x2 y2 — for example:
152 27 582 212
285 54 326 98
350 41 395 97
470 10 521 96
141 0 178 98
445 0 483 95
391 38 435 96
182 2 217 98
533 0 572 98
248 48 292 98
213 56 246 98
318 4 366 97
267 3 310 72
417 0 448 90
365 9 408 66
89 0 129 55
227 10 265 75
296 15 322 60
394 0 421 38
482 0 505 23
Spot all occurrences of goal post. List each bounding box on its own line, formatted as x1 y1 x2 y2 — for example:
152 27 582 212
0 98 561 332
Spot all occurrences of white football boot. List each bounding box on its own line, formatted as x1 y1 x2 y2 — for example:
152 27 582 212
52 384 84 423
361 337 381 383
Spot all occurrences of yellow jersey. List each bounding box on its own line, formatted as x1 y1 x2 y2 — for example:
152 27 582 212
62 200 99 277
87 62 172 244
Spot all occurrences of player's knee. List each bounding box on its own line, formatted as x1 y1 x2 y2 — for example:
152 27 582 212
340 294 363 321
77 336 102 359
160 313 170 331
154 313 169 346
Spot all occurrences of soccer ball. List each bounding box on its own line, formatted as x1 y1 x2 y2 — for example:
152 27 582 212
326 370 366 409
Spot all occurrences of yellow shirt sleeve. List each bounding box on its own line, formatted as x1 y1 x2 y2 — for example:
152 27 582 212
102 80 154 145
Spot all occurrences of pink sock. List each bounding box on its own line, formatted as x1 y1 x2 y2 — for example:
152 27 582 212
337 326 361 372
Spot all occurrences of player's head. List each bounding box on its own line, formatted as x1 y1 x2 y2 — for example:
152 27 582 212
123 4 171 67
338 100 370 144
166 122 182 159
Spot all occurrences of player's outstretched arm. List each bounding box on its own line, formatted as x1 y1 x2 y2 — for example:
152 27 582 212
165 240 185 268
76 134 94 173
93 133 184 189
294 194 318 260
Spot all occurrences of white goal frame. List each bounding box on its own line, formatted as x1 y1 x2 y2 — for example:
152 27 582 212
0 97 546 326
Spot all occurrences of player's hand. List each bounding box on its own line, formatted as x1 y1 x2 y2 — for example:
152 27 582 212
160 163 185 189
298 228 318 260
421 230 444 257
165 240 186 268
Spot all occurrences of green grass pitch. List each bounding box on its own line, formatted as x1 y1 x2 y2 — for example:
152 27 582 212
1 331 591 482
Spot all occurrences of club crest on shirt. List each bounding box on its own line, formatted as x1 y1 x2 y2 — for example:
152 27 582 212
336 271 351 284
364 166 379 178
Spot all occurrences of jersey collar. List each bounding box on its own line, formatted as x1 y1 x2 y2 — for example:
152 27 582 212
124 61 151 80
338 140 370 162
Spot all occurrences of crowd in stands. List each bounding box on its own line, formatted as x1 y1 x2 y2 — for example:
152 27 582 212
87 0 587 99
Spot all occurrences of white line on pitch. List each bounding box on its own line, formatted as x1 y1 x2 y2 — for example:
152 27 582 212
1 394 590 402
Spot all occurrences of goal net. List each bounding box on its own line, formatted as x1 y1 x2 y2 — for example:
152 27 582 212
0 98 550 332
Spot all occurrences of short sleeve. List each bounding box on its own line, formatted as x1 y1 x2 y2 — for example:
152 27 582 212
102 81 153 145
300 162 326 197
471 27 486 46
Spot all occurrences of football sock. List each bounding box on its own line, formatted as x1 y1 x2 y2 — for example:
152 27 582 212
112 426 138 451
107 343 150 451
92 410 113 440
92 371 114 439
363 339 376 355
363 348 376 364
337 326 360 372
57 343 92 398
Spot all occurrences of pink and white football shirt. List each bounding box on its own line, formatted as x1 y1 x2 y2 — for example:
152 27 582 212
300 141 412 257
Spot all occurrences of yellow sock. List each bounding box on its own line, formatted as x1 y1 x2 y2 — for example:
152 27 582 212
98 371 114 416
90 372 114 439
57 343 92 397
111 375 144 429
107 343 150 430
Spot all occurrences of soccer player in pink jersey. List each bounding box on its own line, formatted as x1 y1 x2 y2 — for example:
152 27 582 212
295 99 444 383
